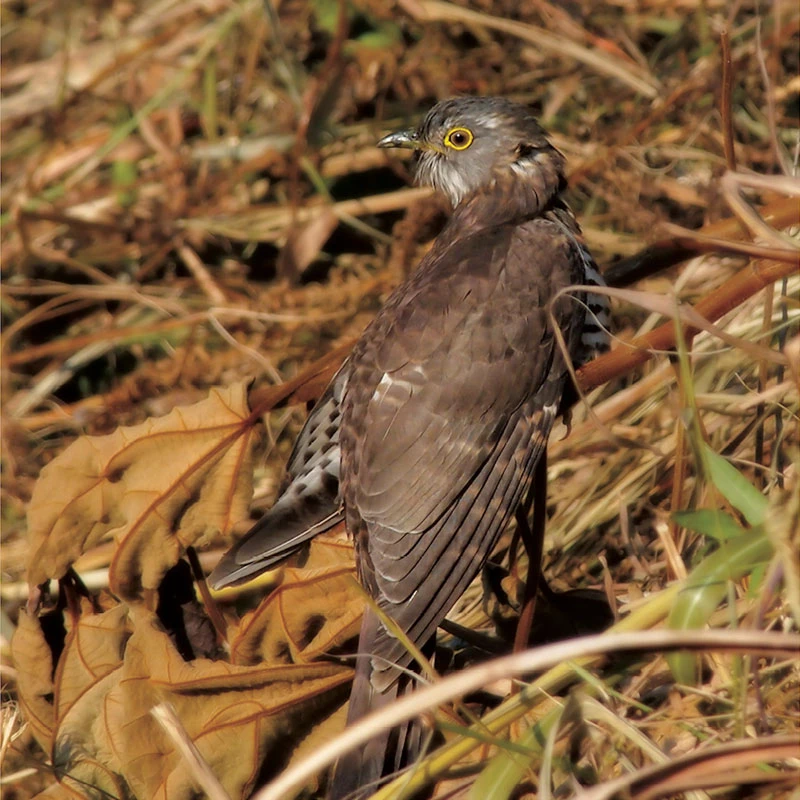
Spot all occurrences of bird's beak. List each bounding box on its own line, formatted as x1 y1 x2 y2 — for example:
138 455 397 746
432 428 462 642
377 129 420 149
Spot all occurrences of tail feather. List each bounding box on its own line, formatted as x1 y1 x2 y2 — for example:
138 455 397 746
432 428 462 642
209 502 343 588
210 372 346 589
327 612 429 800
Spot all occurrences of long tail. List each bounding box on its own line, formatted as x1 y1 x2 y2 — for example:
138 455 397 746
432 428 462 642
327 612 427 800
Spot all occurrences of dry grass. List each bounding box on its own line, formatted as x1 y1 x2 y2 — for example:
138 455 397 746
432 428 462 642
2 1 798 798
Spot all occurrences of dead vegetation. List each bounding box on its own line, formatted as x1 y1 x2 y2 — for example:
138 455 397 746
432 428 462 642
1 1 798 799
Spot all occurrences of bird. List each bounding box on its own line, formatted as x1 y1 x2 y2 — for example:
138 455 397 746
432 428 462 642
209 96 610 798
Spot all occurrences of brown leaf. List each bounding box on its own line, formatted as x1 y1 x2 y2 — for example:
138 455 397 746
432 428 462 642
11 610 58 753
19 384 360 798
14 601 134 798
55 602 131 721
11 603 128 797
230 546 362 667
40 604 352 800
26 383 257 602
52 669 131 799
299 530 354 571
103 609 351 800
20 590 352 799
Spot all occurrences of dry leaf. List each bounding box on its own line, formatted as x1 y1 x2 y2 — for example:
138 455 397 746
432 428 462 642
16 587 355 799
55 602 131 720
26 384 257 601
27 602 353 800
14 601 134 797
104 609 351 800
17 383 361 799
299 531 355 571
11 609 58 753
230 554 363 667
53 670 131 799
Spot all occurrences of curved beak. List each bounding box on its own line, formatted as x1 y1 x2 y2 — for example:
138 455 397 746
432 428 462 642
377 129 419 149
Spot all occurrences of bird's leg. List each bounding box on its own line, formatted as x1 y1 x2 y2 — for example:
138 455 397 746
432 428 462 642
512 451 548 656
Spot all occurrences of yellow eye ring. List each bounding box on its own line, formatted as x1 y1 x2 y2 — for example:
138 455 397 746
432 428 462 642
444 127 474 150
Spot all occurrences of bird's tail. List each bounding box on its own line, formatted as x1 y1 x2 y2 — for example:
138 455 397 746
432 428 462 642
326 612 428 800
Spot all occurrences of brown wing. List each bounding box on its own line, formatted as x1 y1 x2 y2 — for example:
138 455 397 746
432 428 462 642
340 216 587 688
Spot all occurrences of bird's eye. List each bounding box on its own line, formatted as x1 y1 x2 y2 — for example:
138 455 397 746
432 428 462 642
444 127 474 150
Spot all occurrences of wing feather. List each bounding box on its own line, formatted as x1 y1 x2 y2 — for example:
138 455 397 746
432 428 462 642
208 371 347 588
369 403 557 690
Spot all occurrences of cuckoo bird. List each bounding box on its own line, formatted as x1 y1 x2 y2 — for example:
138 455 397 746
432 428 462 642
210 97 610 798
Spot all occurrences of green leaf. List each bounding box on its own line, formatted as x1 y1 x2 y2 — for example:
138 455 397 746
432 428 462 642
672 509 745 541
747 557 768 599
638 15 683 35
667 529 774 683
703 444 767 526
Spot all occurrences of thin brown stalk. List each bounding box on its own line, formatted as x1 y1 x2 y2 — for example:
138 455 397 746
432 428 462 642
719 27 737 172
177 245 227 304
4 313 208 368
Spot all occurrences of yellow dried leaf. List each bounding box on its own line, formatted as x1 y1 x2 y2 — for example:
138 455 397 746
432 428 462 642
26 384 257 601
102 609 351 800
53 670 130 799
55 603 131 720
15 603 132 798
301 530 355 571
230 559 363 667
11 610 57 753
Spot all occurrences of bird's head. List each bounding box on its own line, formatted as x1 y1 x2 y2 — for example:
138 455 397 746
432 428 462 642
378 97 563 209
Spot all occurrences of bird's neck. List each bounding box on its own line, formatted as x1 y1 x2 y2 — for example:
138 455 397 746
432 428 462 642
449 148 567 232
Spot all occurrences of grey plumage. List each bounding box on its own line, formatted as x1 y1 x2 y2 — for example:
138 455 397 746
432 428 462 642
209 97 610 799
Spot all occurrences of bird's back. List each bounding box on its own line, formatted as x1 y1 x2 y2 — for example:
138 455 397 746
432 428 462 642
339 204 594 681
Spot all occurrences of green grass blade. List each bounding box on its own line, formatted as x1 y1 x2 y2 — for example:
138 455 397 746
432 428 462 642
702 444 768 526
672 509 746 541
667 528 773 683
